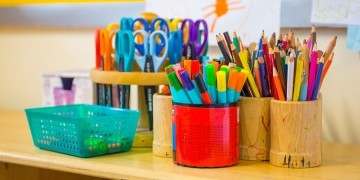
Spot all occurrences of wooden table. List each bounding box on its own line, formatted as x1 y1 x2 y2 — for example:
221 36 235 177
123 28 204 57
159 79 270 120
0 110 359 179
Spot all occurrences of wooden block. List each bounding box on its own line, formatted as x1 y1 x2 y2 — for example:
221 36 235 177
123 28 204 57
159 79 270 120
152 94 173 158
270 99 322 168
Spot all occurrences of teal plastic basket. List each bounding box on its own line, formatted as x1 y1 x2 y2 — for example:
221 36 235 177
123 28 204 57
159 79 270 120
25 104 140 158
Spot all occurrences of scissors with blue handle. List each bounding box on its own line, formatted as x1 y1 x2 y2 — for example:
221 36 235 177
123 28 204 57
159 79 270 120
115 30 134 109
131 17 169 56
133 29 168 72
168 30 183 64
180 19 208 59
133 29 168 131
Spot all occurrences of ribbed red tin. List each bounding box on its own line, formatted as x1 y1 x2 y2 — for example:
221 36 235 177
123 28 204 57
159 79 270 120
172 103 239 167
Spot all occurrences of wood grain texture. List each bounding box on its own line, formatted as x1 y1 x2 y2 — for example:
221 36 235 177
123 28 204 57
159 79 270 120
90 69 168 85
270 99 322 168
153 94 173 158
238 97 272 161
1 110 360 179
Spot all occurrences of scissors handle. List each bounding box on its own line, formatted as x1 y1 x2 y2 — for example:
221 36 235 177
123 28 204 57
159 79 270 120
149 30 168 72
168 30 183 64
115 30 135 72
120 18 133 31
133 30 148 72
193 19 208 57
131 18 149 32
151 17 170 36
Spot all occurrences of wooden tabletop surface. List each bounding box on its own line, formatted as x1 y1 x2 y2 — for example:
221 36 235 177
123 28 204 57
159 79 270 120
0 110 359 179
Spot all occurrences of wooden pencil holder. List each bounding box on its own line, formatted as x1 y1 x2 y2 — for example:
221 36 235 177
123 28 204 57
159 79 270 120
90 67 169 148
270 99 322 168
153 93 173 157
238 97 272 161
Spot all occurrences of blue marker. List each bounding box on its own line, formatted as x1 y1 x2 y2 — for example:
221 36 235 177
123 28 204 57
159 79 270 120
179 70 202 104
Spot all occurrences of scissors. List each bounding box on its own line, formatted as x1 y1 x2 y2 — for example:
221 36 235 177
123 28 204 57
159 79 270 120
165 18 183 31
180 19 208 59
133 29 168 131
120 18 133 31
168 30 183 64
115 30 134 109
131 17 169 56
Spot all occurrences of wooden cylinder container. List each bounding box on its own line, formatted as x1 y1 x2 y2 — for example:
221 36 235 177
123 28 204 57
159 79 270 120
270 99 322 168
238 97 272 161
152 94 173 157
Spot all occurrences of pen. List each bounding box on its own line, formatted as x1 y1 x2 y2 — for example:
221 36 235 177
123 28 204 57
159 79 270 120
179 69 202 104
217 71 227 104
194 73 212 104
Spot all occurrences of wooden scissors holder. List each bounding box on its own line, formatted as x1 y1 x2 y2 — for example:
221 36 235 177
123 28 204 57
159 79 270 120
90 63 169 148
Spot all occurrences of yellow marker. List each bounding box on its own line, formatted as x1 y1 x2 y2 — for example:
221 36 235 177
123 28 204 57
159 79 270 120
238 50 260 97
216 71 227 104
293 52 304 101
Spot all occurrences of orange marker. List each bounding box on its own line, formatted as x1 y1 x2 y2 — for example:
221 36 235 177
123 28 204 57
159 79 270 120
234 72 247 102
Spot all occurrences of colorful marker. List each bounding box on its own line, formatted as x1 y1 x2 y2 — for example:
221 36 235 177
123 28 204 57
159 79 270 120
194 73 212 104
167 72 191 104
217 71 227 104
227 68 237 103
179 70 202 104
206 64 217 104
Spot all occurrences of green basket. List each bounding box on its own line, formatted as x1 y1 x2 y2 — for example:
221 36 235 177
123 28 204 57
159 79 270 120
24 104 140 158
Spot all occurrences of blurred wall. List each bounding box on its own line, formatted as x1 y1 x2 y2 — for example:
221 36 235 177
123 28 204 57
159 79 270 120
0 26 359 144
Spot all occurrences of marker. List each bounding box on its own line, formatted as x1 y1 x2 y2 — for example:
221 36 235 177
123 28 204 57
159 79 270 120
217 71 227 104
191 60 201 97
179 70 202 104
183 59 192 77
227 68 237 103
194 73 212 104
206 64 217 104
234 72 247 102
167 72 191 104
220 65 229 82
165 65 178 102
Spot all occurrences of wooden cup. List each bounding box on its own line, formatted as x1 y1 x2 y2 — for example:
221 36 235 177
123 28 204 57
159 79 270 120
270 99 322 168
238 97 272 161
152 94 173 157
